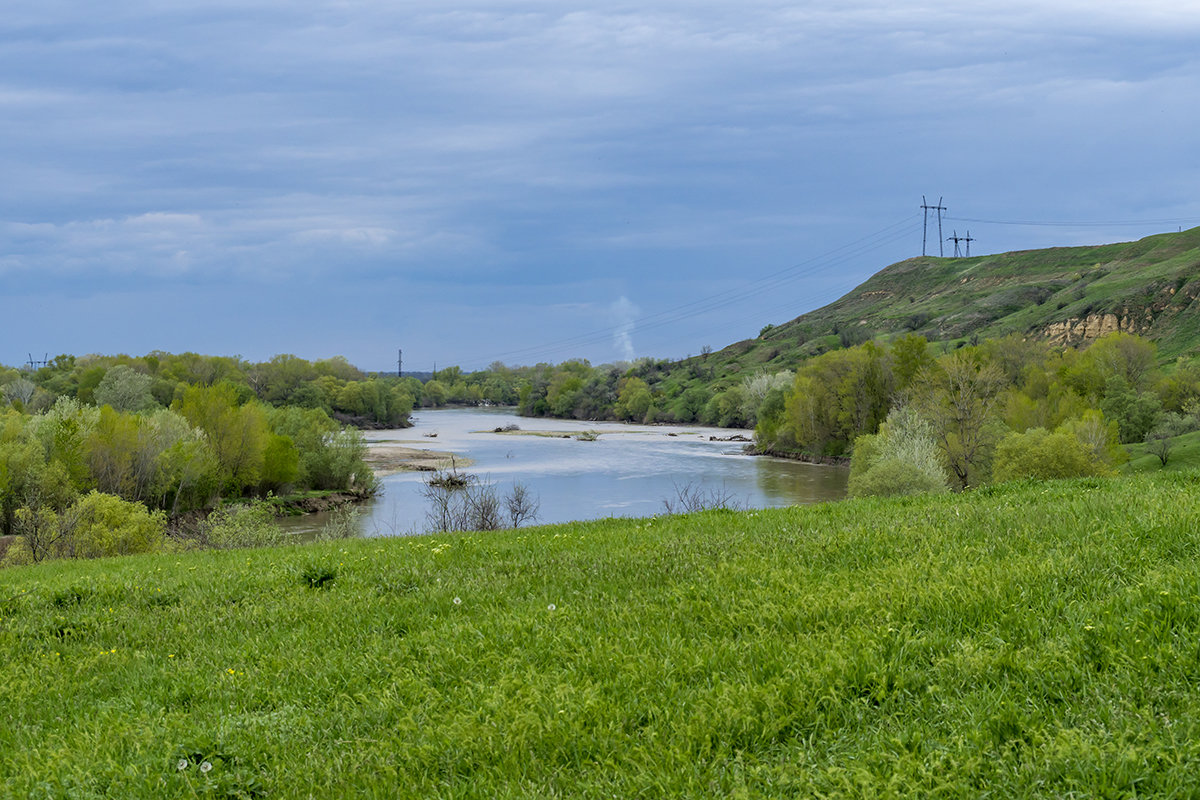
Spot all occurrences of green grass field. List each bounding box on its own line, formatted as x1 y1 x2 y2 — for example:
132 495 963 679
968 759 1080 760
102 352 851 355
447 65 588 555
4 473 1200 797
1125 430 1200 474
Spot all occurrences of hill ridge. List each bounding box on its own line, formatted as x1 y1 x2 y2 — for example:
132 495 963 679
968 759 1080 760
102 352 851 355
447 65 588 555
722 225 1200 371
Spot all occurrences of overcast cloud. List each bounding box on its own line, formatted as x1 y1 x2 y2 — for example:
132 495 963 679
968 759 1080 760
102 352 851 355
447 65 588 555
2 1 1198 370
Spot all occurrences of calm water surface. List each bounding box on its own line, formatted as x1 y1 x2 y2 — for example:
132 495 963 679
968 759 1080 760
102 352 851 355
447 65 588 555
282 408 847 536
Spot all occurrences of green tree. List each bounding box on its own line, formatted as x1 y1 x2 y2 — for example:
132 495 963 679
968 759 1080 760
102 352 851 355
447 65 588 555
174 383 268 495
1144 412 1195 467
261 434 301 493
1087 332 1159 391
890 335 935 392
614 377 652 422
422 379 448 407
94 365 156 412
1099 376 1162 443
911 350 1006 489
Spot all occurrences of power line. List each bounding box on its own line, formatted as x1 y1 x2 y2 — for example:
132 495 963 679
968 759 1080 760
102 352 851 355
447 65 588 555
945 215 1196 228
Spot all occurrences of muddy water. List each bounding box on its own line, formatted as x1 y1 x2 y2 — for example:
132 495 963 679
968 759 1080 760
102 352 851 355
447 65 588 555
278 407 848 537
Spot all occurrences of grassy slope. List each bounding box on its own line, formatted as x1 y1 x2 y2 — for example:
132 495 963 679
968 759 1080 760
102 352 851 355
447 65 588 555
4 474 1200 796
1125 430 1200 473
701 226 1200 379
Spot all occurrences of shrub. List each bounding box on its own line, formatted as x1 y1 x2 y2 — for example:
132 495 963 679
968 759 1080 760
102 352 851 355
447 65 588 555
17 491 168 562
190 500 286 550
848 407 951 498
992 427 1112 483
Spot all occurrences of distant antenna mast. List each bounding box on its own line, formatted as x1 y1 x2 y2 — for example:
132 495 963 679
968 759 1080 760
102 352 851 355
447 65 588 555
920 196 948 256
397 348 403 378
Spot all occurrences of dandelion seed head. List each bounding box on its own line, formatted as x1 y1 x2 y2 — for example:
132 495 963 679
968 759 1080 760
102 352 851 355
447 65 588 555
453 597 462 605
177 759 188 771
200 761 212 773
548 604 556 611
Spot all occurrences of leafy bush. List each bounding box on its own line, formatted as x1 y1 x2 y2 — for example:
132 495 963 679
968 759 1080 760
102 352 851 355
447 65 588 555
848 407 950 498
189 500 286 550
992 427 1114 483
9 490 168 563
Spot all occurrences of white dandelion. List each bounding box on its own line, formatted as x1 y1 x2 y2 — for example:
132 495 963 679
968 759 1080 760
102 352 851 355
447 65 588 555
177 759 188 771
453 596 462 605
200 761 213 774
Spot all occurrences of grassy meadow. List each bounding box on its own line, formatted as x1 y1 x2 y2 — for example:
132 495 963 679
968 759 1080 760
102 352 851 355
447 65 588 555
4 472 1200 797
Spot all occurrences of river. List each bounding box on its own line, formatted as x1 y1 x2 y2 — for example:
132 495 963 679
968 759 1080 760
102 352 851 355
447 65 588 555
279 407 848 536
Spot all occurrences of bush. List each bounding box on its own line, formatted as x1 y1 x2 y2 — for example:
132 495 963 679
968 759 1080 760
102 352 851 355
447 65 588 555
849 457 950 498
420 471 540 533
848 407 950 498
992 427 1113 483
189 500 286 550
14 491 168 562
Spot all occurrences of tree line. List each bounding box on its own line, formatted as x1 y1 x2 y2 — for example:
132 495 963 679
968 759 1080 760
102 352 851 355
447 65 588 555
0 351 411 564
433 331 1200 496
750 331 1200 494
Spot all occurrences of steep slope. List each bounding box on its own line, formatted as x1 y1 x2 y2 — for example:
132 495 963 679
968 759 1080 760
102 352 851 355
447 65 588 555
712 226 1200 375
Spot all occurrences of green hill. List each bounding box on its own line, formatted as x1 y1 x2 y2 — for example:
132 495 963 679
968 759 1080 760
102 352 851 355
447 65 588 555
712 226 1200 375
4 472 1200 796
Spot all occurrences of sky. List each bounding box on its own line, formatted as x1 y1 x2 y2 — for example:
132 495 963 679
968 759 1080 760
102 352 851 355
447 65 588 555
2 1 1199 373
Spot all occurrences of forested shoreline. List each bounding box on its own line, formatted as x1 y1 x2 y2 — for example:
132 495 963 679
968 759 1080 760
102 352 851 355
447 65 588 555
0 352 422 564
4 331 1197 564
457 331 1200 494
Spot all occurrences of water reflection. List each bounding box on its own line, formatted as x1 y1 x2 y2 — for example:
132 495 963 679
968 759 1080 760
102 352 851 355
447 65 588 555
278 408 848 537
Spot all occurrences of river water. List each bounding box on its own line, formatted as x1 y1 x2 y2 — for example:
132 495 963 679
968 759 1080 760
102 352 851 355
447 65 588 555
281 408 848 537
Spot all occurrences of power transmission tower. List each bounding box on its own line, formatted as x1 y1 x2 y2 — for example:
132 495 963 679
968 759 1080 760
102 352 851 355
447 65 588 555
963 230 974 257
947 230 964 258
920 196 948 256
397 349 403 378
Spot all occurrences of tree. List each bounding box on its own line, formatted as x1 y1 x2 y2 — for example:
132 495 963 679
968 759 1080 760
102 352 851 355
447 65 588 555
740 371 793 427
911 350 1006 489
87 406 141 499
1099 376 1162 443
1087 332 1158 391
614 377 652 422
422 379 448 407
1060 409 1126 469
174 383 268 495
1144 412 1195 467
890 335 934 392
94 365 156 412
3 378 35 407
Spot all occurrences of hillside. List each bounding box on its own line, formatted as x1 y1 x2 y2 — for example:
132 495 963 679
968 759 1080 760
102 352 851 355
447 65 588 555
709 226 1200 376
3 472 1200 796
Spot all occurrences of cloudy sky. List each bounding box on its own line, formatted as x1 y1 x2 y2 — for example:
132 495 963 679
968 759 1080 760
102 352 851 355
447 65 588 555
3 1 1198 372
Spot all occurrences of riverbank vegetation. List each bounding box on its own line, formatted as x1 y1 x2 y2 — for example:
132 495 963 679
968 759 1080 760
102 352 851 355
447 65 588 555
3 471 1200 796
0 352 392 565
438 330 1199 497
